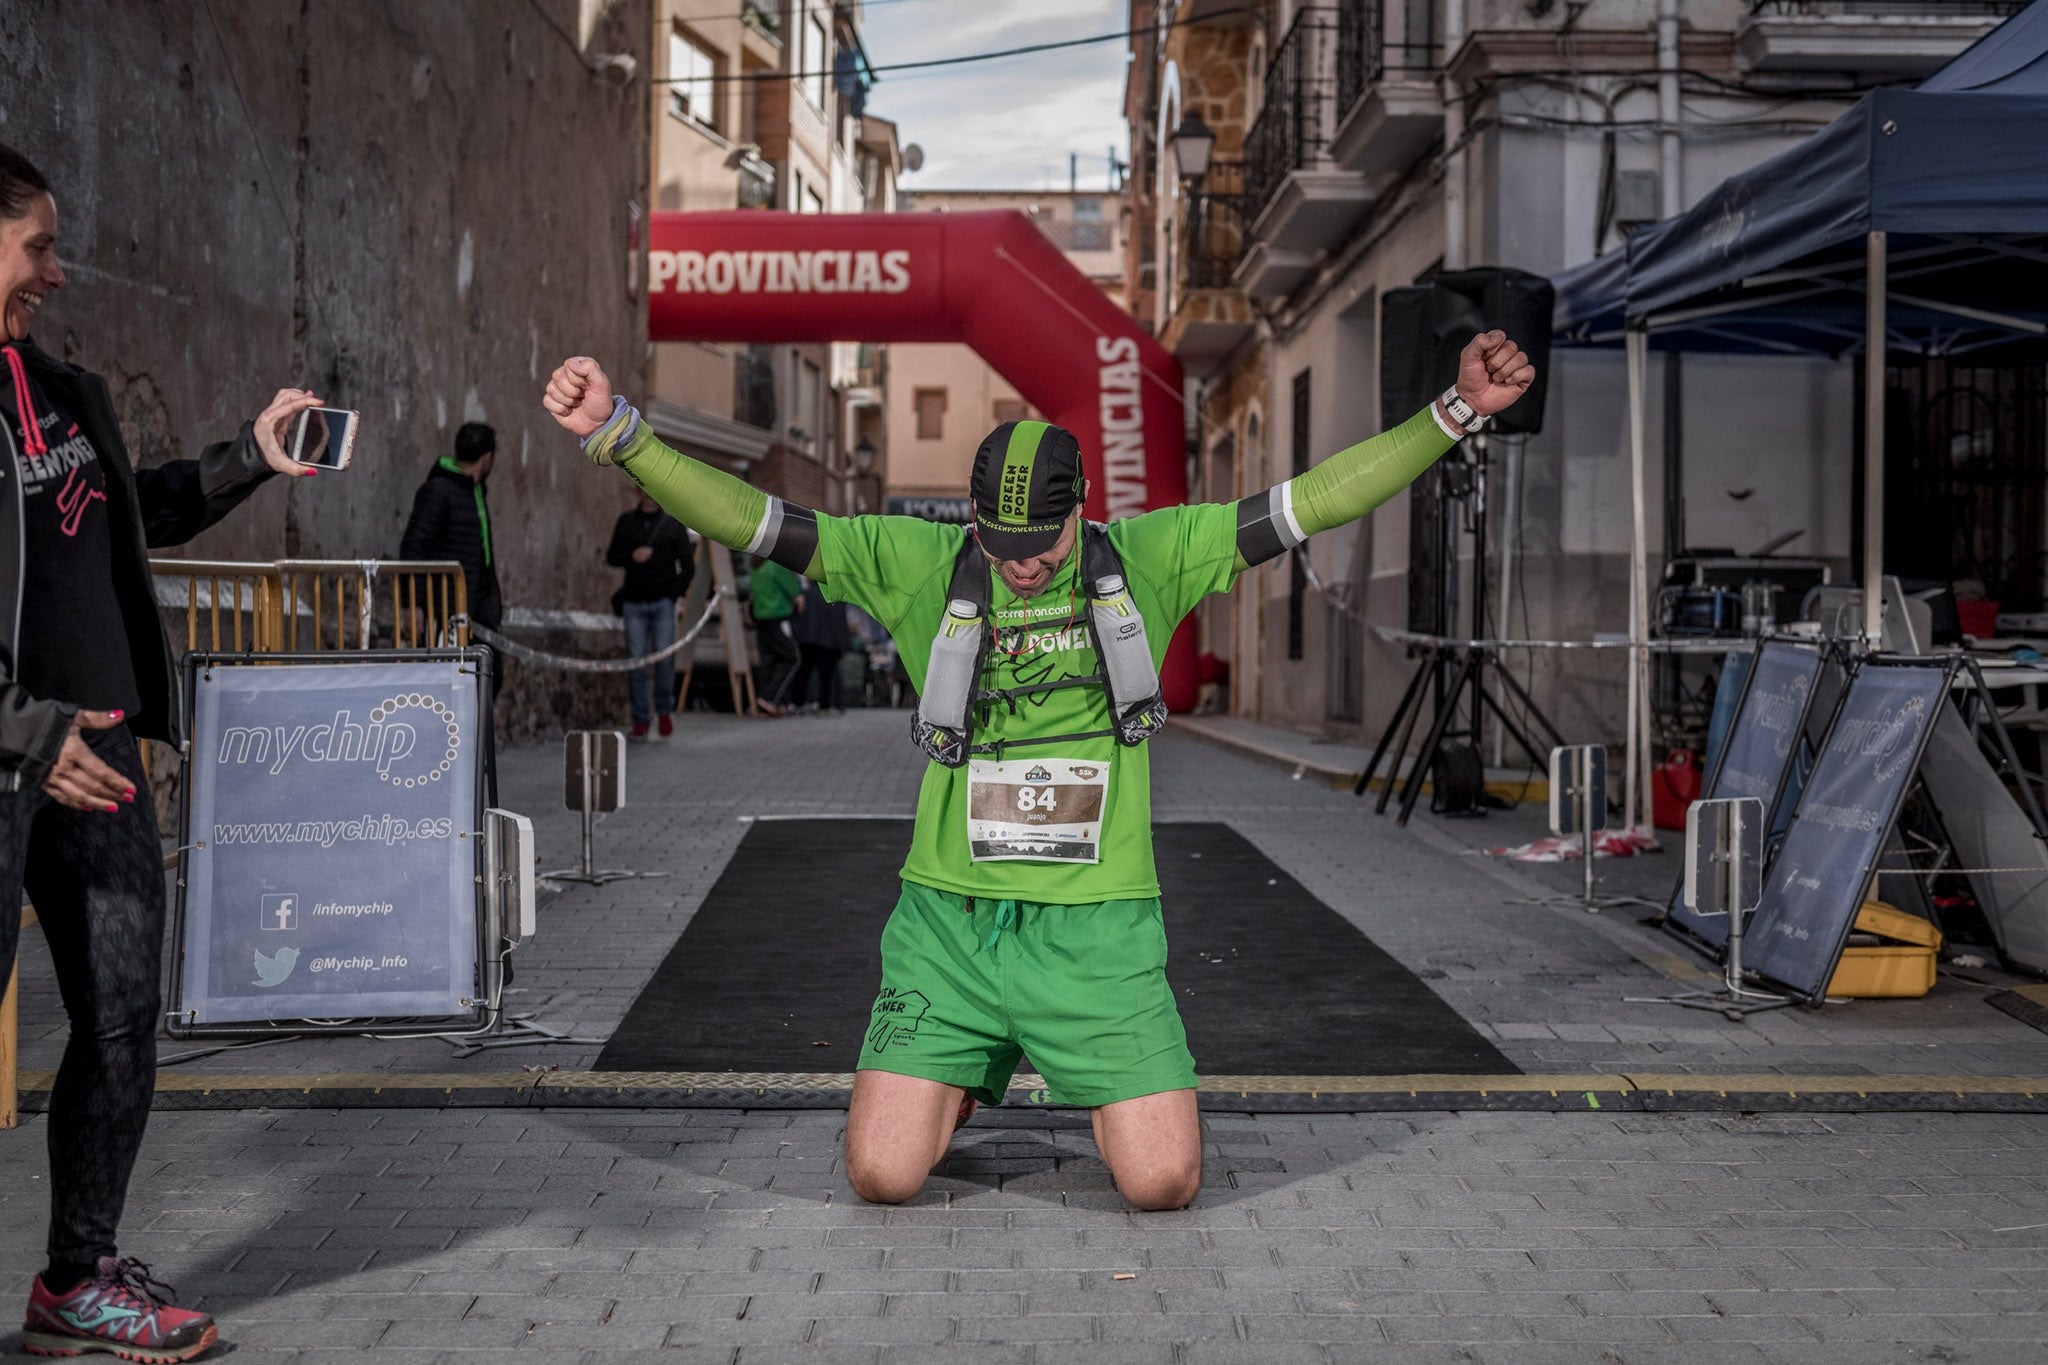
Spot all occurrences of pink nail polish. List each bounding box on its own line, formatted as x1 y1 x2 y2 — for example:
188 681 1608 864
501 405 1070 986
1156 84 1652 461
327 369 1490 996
109 710 123 720
105 803 118 812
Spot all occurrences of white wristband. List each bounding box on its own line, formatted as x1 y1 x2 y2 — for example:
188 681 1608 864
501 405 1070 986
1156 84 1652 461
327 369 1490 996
1436 387 1487 436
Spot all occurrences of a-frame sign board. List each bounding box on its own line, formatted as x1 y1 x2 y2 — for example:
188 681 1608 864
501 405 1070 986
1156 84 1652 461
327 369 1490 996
1740 656 1954 1004
677 539 761 717
1664 639 1835 956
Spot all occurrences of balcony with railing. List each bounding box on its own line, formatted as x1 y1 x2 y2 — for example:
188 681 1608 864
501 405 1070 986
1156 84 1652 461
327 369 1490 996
1329 0 1442 180
1161 161 1256 376
1738 0 2023 74
1236 7 1373 300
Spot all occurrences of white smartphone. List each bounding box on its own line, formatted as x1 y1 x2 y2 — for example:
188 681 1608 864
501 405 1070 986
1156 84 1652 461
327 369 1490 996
289 406 359 470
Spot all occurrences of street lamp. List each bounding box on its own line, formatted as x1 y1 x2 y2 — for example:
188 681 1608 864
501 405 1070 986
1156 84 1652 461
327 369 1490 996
1170 111 1214 185
851 435 883 514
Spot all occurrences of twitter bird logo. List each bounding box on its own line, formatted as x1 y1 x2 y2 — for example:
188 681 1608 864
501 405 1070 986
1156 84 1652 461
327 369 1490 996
253 946 300 988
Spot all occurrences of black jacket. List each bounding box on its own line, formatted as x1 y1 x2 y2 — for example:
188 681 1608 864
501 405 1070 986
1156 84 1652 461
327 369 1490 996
0 337 277 786
605 506 694 604
399 460 502 630
790 580 851 651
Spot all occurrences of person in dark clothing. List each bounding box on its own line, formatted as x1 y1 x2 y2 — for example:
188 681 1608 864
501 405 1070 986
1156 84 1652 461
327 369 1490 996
788 577 851 715
748 553 802 716
399 420 501 632
605 490 694 739
0 145 324 1363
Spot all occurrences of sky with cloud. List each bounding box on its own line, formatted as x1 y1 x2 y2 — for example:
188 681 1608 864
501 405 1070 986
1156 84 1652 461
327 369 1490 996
858 0 1133 192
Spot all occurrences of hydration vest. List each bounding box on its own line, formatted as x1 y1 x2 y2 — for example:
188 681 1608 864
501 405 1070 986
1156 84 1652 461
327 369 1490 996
911 522 1168 768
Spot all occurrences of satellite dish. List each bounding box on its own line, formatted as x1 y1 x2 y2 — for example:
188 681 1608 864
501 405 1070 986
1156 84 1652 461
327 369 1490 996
902 143 925 172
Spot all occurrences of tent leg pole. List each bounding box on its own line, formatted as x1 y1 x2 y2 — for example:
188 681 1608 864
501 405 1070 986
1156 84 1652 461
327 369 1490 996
1863 230 1887 649
1627 326 1651 835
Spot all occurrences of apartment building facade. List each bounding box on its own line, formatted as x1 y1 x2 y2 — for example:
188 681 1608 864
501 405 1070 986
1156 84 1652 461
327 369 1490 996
647 0 902 519
1129 0 2017 745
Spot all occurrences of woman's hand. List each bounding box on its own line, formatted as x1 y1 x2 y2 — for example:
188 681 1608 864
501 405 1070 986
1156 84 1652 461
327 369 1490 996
252 388 327 477
1453 331 1536 418
543 357 615 440
42 709 134 813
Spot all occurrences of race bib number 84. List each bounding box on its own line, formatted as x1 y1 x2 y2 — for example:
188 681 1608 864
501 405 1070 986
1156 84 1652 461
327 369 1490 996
966 756 1109 863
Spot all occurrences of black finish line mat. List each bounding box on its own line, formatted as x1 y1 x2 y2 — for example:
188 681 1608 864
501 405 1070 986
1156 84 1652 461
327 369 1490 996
20 1070 2048 1115
591 818 1517 1079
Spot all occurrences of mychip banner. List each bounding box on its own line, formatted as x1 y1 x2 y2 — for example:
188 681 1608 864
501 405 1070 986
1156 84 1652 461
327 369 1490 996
1741 662 1949 1002
1666 640 1825 952
173 656 484 1028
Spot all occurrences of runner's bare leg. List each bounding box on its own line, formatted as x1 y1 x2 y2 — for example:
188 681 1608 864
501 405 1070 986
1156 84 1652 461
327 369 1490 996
1092 1088 1203 1211
845 1069 967 1204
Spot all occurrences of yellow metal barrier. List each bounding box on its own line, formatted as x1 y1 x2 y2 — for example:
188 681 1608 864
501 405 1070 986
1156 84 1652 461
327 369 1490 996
378 560 471 649
150 558 467 653
150 559 285 654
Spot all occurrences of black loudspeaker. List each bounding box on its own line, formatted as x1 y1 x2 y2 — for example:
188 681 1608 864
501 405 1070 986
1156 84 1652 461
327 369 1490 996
1379 267 1554 436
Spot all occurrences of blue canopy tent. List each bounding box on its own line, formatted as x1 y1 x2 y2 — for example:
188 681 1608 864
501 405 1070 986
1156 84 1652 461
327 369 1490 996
1551 0 2048 819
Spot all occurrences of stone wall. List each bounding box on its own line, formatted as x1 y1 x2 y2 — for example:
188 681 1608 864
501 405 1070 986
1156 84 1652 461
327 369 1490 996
0 0 654 739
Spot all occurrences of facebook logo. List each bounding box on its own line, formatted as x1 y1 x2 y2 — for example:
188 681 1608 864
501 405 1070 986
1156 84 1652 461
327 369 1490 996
261 893 300 931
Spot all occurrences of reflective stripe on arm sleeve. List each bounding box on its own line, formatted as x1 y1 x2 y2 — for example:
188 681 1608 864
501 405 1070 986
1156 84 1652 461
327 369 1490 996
1231 406 1458 570
1234 481 1308 568
745 499 820 573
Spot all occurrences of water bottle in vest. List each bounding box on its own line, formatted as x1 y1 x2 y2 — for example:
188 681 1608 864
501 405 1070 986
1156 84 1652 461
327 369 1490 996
913 598 982 768
1089 575 1168 745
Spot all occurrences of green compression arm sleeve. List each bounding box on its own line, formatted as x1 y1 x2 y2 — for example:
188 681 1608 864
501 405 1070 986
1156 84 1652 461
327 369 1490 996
583 399 823 576
1230 404 1461 572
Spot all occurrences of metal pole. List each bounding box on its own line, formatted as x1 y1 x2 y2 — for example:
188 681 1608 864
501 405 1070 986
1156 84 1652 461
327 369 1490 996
1581 751 1596 910
1726 900 1745 994
1494 435 1520 767
1863 230 1888 648
1626 325 1651 834
580 734 596 878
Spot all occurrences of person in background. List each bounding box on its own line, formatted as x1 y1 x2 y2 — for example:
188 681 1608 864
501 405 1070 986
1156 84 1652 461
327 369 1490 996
0 142 324 1363
606 490 693 740
788 577 851 716
399 420 502 633
748 551 802 716
846 602 898 707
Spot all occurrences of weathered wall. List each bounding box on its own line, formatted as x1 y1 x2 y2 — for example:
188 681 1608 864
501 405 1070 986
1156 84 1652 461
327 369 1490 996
0 0 653 737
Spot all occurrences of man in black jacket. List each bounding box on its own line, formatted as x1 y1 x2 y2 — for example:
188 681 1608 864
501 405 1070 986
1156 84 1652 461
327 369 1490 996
605 490 694 738
1 143 323 1363
399 421 502 632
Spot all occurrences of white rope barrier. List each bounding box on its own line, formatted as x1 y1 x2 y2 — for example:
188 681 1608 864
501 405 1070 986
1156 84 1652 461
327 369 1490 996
467 593 726 674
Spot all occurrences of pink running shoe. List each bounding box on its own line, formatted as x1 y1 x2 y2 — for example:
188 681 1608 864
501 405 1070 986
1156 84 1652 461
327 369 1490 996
22 1257 218 1362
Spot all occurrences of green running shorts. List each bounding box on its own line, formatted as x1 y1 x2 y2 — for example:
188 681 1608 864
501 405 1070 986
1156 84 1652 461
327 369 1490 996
857 880 1199 1107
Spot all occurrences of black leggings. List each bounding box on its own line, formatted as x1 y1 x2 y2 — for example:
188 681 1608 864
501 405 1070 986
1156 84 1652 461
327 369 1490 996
0 725 162 1265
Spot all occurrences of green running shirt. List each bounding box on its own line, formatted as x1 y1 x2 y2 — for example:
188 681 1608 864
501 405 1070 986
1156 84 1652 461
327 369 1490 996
816 504 1240 904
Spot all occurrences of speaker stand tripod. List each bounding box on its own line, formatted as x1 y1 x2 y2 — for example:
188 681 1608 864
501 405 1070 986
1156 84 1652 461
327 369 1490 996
1355 640 1566 827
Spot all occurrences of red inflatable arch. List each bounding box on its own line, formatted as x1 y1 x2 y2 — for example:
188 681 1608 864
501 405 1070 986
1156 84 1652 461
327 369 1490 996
647 210 1196 709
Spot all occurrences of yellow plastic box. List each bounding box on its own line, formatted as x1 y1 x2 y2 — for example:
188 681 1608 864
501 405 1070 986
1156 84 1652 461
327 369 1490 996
1826 900 1943 999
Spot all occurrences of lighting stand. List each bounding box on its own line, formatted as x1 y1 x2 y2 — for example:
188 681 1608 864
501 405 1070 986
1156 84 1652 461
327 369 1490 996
1626 796 1792 1019
1355 436 1568 825
1513 745 1661 913
540 730 669 886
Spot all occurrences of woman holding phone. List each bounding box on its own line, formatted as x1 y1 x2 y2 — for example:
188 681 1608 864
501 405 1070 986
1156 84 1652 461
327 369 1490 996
0 143 324 1361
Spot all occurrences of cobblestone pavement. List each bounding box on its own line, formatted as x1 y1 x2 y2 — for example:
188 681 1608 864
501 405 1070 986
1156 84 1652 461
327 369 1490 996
4 709 2047 1359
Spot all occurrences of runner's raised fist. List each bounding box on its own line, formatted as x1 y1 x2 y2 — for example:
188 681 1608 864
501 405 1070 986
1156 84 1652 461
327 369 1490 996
543 356 615 439
1453 331 1536 418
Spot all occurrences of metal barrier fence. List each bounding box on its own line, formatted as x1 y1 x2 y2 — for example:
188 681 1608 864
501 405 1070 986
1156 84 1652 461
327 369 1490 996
151 558 468 653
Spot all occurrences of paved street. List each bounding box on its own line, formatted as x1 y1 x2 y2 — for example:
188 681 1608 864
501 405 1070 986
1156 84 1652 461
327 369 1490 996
5 709 2048 1360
